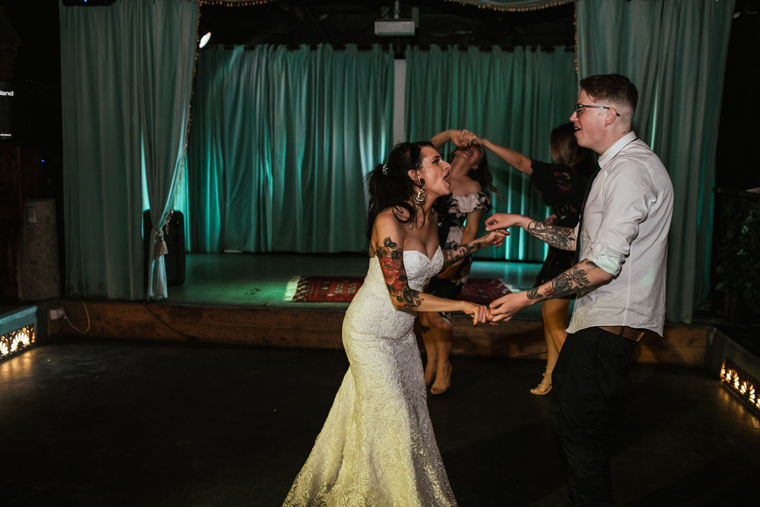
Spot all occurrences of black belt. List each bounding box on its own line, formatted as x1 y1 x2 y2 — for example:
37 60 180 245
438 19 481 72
599 326 645 342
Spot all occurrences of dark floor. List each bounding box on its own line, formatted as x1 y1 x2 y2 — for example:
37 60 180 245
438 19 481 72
1 337 759 507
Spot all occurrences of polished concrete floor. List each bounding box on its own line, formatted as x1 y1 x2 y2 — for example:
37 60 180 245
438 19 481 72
1 337 759 507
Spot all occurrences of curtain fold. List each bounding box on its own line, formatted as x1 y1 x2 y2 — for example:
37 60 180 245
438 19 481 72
404 45 578 262
141 0 198 300
577 0 735 323
187 44 395 253
60 0 142 299
60 0 198 300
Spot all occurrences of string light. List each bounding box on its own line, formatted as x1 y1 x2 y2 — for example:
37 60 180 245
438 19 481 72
443 0 573 13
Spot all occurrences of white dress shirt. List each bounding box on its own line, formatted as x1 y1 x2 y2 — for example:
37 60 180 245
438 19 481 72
567 132 674 337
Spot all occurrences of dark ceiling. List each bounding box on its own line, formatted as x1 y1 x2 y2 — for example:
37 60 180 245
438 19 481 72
199 1 577 50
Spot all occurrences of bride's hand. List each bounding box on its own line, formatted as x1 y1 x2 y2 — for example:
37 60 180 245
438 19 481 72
482 229 508 248
461 302 489 326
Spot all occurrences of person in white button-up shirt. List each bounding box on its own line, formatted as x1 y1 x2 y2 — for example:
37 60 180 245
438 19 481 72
485 74 673 506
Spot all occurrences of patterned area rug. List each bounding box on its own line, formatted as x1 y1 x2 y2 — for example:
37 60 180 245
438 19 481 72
287 276 512 304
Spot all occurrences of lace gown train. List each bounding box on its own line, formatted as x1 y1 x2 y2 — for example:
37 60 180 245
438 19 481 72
283 248 457 506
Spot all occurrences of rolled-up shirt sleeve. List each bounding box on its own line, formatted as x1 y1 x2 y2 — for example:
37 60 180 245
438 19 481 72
586 161 656 277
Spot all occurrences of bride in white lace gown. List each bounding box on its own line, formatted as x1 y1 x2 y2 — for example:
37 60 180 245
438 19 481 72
283 142 506 506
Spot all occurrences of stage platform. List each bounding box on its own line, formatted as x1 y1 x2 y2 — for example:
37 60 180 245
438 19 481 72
49 252 710 367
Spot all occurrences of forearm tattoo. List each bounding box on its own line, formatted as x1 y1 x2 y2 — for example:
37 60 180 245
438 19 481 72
442 239 484 267
525 261 598 301
526 220 576 251
375 237 423 310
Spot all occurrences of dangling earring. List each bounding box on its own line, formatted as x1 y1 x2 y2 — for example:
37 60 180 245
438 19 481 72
413 187 427 206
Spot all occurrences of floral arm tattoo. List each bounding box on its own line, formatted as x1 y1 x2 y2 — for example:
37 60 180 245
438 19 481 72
525 220 576 251
375 237 423 310
524 260 598 301
442 237 488 267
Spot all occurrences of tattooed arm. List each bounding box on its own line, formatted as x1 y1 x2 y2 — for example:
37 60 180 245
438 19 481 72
442 229 508 267
438 208 484 278
371 211 491 324
485 212 576 251
488 260 614 323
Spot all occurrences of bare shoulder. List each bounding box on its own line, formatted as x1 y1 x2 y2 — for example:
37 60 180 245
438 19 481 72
460 177 482 195
374 208 405 229
371 209 407 253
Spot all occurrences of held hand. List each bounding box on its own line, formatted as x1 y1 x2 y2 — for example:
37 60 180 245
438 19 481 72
483 229 508 248
544 213 558 225
461 129 485 146
452 129 470 148
485 213 525 232
462 302 489 326
489 292 529 323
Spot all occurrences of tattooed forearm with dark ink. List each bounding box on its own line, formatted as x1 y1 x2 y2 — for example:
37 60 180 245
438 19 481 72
442 238 486 267
525 220 576 251
524 261 598 301
375 236 423 310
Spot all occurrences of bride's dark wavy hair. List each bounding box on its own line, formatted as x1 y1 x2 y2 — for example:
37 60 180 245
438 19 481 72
366 141 433 239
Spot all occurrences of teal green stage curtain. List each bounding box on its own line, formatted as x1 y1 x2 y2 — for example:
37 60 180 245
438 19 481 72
60 0 199 300
576 0 735 324
187 44 394 253
405 45 578 262
142 0 198 300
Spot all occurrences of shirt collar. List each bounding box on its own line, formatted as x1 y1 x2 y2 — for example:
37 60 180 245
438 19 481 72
598 131 638 169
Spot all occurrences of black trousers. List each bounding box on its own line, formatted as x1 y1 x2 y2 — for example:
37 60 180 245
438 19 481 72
549 327 637 506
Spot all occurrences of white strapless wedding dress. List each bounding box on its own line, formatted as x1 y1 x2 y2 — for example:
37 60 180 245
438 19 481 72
283 247 457 506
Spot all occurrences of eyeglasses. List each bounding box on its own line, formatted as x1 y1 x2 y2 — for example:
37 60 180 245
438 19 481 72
575 104 620 117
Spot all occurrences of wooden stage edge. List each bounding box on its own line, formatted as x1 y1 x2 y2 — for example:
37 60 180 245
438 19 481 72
52 300 710 368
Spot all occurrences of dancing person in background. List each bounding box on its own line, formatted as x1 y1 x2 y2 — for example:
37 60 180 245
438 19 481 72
485 74 674 506
461 124 591 395
418 129 500 395
283 141 506 506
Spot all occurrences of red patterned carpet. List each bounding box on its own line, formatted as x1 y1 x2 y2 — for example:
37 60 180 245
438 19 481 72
289 276 511 304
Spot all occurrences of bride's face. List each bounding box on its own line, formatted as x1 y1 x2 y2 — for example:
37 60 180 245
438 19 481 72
415 146 451 199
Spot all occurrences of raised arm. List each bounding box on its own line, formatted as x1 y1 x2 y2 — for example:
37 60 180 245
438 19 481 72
430 129 469 150
486 213 576 251
461 130 532 174
441 229 507 267
437 208 484 278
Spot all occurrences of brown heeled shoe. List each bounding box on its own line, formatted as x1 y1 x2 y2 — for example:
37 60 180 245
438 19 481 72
431 362 452 395
530 369 552 396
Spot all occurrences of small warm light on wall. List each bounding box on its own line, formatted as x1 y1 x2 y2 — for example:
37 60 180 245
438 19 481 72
721 358 760 415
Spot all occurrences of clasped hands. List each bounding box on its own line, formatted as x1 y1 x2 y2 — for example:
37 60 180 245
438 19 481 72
450 129 483 149
462 221 525 325
485 212 535 323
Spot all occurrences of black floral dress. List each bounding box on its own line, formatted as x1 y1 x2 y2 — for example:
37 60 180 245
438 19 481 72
426 191 492 321
529 160 587 294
